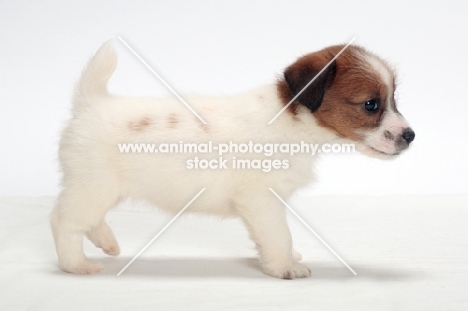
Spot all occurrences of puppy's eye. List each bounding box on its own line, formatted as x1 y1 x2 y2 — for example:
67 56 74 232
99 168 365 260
364 99 379 112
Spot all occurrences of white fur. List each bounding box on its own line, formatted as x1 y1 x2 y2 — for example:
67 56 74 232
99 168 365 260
51 42 409 279
363 111 410 156
359 53 412 157
365 53 393 93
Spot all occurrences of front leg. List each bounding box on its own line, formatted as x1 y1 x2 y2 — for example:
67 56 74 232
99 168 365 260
235 192 311 279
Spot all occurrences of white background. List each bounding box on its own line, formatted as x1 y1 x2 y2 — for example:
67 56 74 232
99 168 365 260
1 0 467 196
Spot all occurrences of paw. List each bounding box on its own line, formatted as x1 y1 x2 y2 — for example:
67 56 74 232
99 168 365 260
263 261 312 279
102 243 120 256
292 249 303 261
86 222 120 256
60 258 103 275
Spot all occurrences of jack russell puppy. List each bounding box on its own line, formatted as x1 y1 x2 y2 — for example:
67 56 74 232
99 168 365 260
51 41 415 279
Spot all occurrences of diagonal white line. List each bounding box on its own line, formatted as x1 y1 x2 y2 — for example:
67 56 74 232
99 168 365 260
268 37 356 125
268 188 357 275
118 36 207 125
117 188 206 276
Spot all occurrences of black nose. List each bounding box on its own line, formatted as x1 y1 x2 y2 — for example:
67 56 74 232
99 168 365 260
402 128 415 144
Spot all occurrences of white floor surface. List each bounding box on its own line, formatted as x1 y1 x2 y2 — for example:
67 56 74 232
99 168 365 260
1 195 467 310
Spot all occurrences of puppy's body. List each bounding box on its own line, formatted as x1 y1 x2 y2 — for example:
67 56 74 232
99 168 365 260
51 42 414 279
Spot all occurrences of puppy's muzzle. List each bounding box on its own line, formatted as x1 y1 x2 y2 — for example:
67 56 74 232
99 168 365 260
395 127 415 152
402 128 415 144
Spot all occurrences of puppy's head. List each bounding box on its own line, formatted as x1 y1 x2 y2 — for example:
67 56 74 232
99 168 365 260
278 45 415 159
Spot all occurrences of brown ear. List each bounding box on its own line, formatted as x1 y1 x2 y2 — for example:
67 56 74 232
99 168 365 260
283 53 336 113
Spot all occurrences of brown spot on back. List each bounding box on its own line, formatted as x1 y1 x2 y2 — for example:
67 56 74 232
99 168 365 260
168 113 178 129
202 106 215 112
195 118 209 133
128 117 152 132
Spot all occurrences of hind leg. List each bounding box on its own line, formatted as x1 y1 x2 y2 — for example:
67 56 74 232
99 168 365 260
86 220 120 256
51 186 119 274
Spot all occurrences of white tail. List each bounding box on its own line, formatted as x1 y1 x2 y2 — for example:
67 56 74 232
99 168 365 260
73 41 117 114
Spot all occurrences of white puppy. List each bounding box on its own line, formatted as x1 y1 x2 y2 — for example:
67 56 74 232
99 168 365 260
51 42 414 279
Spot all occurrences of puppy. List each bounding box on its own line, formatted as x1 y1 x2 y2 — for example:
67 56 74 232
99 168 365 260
51 42 414 279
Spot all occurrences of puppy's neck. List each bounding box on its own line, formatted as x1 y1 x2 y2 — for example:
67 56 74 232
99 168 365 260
270 83 339 144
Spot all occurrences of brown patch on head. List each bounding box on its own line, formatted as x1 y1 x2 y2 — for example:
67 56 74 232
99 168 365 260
277 45 396 141
167 113 178 129
128 117 152 132
277 47 338 115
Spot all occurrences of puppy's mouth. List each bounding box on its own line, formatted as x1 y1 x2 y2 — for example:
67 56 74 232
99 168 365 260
367 145 400 157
